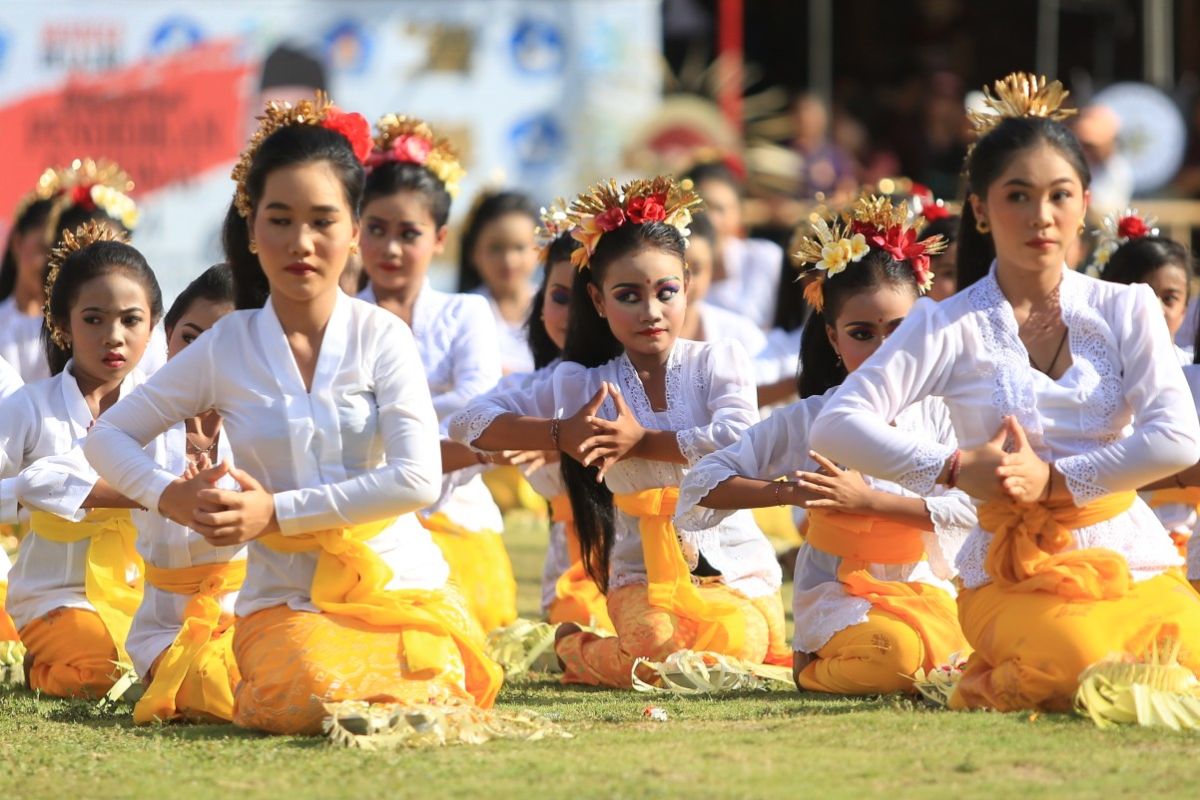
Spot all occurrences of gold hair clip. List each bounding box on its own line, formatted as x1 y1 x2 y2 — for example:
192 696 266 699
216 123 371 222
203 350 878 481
968 72 1076 140
368 114 466 197
565 176 704 269
43 221 131 348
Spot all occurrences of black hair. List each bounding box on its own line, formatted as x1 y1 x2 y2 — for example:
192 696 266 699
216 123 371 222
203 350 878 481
684 162 741 195
920 215 959 246
1101 236 1192 288
362 161 452 232
164 263 235 335
560 222 687 590
43 239 163 376
222 123 365 309
772 253 810 333
797 249 919 398
0 198 54 302
957 116 1091 289
260 44 326 92
687 212 717 251
457 190 538 293
525 233 577 370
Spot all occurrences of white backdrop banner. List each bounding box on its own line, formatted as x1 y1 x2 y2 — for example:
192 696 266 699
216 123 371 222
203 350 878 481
0 0 662 299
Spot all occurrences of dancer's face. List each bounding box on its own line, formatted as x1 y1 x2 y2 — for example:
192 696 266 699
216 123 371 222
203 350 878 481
588 247 688 364
826 284 916 374
358 190 446 296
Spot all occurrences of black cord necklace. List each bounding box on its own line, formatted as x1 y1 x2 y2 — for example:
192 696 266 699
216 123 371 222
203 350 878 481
1030 327 1069 376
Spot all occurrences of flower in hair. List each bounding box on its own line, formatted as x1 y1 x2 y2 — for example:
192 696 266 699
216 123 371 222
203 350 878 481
45 158 140 232
1091 208 1160 269
967 72 1076 142
792 195 946 312
535 199 573 260
367 114 466 197
232 92 372 218
564 176 704 269
43 221 130 348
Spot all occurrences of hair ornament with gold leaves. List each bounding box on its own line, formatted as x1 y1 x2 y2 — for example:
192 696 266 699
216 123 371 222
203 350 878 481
792 195 946 313
564 176 703 269
367 114 466 197
43 221 131 348
44 158 140 233
968 72 1076 143
232 92 372 218
1091 208 1160 270
535 198 572 260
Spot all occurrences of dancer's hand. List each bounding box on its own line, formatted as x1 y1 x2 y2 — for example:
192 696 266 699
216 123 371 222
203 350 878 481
954 421 1010 504
157 459 231 528
797 451 874 513
192 466 279 546
996 416 1052 503
559 383 610 461
578 385 645 481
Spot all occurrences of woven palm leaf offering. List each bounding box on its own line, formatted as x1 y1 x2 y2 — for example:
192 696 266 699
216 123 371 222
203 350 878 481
631 650 793 696
1075 639 1200 731
322 700 571 750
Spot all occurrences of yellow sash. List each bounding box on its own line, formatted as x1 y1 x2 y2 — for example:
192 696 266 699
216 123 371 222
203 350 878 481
548 495 612 629
612 488 745 653
30 509 142 662
259 518 502 709
0 581 18 641
133 560 246 724
977 492 1136 600
805 509 964 670
1148 487 1200 510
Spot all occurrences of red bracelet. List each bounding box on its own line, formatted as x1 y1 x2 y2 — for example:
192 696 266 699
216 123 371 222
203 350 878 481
946 449 963 489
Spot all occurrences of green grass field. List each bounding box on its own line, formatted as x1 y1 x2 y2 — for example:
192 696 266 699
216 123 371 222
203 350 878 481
1 512 1196 799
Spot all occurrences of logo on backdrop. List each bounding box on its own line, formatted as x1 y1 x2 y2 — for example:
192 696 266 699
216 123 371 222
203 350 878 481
324 19 372 75
509 18 564 77
148 16 206 56
508 112 565 175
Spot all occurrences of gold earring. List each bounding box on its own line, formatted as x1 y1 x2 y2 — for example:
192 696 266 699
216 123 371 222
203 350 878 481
350 241 360 255
975 218 990 234
1078 219 1087 234
248 239 258 254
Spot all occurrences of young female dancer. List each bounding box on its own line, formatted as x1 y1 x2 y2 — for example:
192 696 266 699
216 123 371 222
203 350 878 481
85 96 502 735
20 264 244 723
0 160 154 383
458 190 541 376
810 74 1200 711
356 114 516 633
451 177 789 687
0 223 161 697
677 197 973 694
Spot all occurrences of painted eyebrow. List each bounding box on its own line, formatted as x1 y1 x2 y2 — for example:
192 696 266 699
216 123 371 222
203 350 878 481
181 322 205 333
264 202 341 213
844 317 906 326
82 306 145 314
1001 177 1075 187
611 276 682 290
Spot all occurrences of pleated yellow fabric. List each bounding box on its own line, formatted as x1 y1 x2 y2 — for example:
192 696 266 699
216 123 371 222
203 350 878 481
547 495 613 630
29 509 142 662
133 560 246 724
419 512 517 633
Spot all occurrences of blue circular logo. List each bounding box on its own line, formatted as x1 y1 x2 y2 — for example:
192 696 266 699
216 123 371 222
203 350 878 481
324 20 372 75
510 18 564 77
148 16 205 55
508 113 565 173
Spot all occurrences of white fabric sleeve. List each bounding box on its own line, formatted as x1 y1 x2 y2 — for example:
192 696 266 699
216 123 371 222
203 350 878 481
431 297 503 432
917 400 974 580
448 361 586 448
810 301 958 494
0 391 39 524
676 340 762 465
16 446 99 522
272 322 442 534
1055 285 1200 502
676 395 824 531
0 358 21 401
85 331 216 513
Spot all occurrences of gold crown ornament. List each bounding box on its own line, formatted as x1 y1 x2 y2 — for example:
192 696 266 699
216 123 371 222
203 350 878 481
564 176 704 269
968 72 1076 141
367 114 466 198
43 221 131 348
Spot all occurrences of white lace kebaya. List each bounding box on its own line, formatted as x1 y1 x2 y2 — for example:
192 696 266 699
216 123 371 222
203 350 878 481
448 338 782 599
811 264 1200 589
676 390 974 653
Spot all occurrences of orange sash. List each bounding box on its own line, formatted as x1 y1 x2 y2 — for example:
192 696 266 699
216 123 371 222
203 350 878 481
612 488 745 654
260 518 502 709
977 492 1136 600
548 496 612 629
805 509 964 671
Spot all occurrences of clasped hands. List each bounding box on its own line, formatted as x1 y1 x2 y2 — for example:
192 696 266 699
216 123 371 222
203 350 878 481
157 455 279 546
557 382 645 481
952 415 1052 504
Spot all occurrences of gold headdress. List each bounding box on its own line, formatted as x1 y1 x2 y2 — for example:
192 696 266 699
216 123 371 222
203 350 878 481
368 115 466 197
535 198 573 261
792 194 946 313
43 221 131 348
968 72 1076 140
13 165 73 222
232 92 372 218
564 176 704 269
1090 208 1160 271
44 158 139 234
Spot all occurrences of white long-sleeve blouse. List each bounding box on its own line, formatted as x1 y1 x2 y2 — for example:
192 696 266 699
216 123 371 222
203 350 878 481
0 363 144 628
449 338 782 598
83 291 447 617
359 282 505 534
676 390 974 652
810 265 1200 588
18 425 245 676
